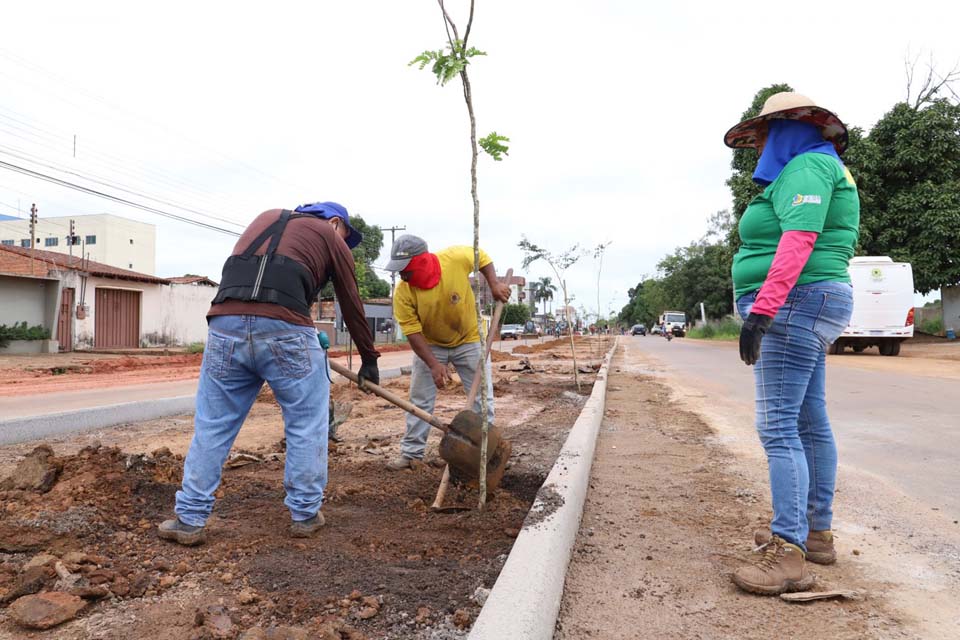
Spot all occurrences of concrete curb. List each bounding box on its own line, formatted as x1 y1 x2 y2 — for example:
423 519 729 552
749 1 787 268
469 338 618 640
0 396 197 446
0 366 412 446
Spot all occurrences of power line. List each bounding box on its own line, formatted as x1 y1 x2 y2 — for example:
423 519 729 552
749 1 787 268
0 144 247 229
0 107 255 214
0 159 240 237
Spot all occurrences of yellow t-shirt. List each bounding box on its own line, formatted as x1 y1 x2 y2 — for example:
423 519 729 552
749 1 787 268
393 246 492 347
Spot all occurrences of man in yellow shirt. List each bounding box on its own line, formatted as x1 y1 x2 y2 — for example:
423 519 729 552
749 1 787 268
385 234 511 470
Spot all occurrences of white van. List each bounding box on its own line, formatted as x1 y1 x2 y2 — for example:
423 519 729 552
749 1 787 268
832 257 914 356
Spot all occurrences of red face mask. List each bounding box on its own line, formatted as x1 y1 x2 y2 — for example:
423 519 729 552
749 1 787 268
402 252 441 289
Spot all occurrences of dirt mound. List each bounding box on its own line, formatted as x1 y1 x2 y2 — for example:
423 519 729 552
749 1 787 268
0 424 565 637
86 354 202 374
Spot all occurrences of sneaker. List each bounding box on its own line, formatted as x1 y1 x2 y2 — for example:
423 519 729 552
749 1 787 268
290 513 325 538
754 529 836 565
386 455 416 471
732 535 815 595
158 518 206 546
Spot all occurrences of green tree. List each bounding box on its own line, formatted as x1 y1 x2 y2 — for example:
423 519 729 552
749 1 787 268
657 241 734 320
319 215 390 299
502 303 531 325
350 216 391 298
533 276 556 315
619 280 652 325
857 98 960 293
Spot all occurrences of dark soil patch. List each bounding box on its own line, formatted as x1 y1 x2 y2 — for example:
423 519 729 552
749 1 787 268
0 372 595 638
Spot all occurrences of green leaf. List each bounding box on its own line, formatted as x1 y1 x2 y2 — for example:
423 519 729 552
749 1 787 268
480 132 510 161
409 40 487 86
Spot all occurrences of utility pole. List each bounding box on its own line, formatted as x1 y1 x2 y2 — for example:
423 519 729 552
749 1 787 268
383 225 406 342
68 219 76 259
29 203 37 249
29 203 37 276
382 225 406 296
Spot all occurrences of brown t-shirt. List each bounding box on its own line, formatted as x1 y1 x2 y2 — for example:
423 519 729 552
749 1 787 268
208 209 379 362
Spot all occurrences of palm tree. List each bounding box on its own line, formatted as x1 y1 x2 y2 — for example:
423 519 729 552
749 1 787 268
535 276 556 316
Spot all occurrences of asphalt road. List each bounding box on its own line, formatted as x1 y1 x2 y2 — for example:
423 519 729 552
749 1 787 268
0 350 416 420
0 339 552 421
628 334 960 521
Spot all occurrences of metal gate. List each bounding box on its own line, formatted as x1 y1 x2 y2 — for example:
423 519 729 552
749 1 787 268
57 287 75 352
94 288 141 349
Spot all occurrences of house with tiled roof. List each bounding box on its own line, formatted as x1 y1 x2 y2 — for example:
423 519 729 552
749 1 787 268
0 245 214 352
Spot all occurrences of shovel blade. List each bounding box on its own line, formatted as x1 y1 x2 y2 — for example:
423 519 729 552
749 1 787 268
438 421 502 474
448 440 512 497
448 410 503 448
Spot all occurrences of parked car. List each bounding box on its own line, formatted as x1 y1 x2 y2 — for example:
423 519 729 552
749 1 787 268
650 325 662 335
631 324 647 336
500 324 524 340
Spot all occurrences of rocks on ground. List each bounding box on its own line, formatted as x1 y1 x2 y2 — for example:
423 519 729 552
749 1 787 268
8 591 87 630
0 445 62 492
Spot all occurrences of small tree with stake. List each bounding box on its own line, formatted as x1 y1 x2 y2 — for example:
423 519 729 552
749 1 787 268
410 0 509 509
518 237 586 391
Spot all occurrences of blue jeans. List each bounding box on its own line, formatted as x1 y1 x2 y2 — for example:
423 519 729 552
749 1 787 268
737 281 853 549
402 341 494 459
175 315 329 526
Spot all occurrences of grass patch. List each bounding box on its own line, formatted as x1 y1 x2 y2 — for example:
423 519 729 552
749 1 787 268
688 318 741 341
186 341 205 354
919 318 943 335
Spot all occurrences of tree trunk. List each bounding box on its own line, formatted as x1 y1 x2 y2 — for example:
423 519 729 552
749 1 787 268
458 69 490 510
564 280 581 392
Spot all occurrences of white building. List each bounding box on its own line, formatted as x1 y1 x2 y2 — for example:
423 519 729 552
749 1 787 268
0 213 156 275
0 245 213 352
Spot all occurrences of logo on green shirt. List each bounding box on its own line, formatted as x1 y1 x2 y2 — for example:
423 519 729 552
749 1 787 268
791 194 823 206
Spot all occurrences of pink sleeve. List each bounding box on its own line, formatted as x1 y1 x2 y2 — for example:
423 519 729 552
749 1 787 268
751 231 819 318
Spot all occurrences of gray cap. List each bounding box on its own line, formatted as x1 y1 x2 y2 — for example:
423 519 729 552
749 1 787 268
385 234 428 271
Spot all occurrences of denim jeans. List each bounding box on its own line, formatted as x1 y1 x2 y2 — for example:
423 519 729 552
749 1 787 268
175 315 329 526
402 341 494 459
737 281 854 549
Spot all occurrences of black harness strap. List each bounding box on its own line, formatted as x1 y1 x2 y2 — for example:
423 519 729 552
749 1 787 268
211 210 320 317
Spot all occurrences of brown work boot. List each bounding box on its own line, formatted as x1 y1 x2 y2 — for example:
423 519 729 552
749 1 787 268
732 535 815 595
386 455 416 471
754 529 837 565
290 513 325 538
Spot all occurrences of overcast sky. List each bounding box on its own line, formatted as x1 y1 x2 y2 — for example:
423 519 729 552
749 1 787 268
2 1 958 314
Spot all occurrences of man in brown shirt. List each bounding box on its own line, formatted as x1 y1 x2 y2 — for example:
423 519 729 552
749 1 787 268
159 202 379 545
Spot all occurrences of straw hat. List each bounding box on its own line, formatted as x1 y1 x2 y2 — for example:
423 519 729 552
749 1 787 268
724 92 848 154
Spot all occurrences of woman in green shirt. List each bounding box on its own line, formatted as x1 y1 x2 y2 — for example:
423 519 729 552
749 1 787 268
724 93 857 595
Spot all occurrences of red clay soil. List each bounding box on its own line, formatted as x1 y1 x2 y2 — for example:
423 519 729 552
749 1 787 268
0 346 412 398
0 354 203 397
512 336 600 355
0 348 597 638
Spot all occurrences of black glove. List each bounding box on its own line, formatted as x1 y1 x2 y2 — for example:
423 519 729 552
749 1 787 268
357 358 380 390
739 313 774 366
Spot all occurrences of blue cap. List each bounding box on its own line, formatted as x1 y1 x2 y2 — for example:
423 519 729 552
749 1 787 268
294 201 363 249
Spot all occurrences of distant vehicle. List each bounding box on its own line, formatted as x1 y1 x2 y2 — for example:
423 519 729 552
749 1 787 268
650 324 662 335
659 311 687 337
500 324 524 340
631 323 647 336
831 257 914 356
